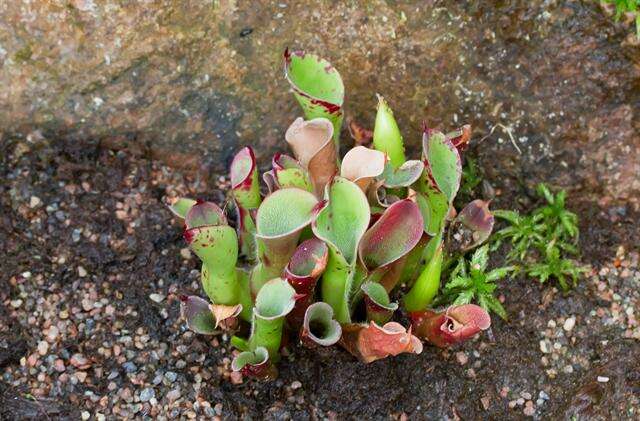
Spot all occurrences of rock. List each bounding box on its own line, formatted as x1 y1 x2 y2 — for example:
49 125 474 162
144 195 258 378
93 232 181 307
456 352 469 365
123 362 137 373
539 340 552 354
0 1 636 202
46 326 59 342
563 317 576 332
291 381 302 390
37 340 48 356
164 371 177 383
149 293 165 303
70 353 90 369
140 388 155 403
166 389 181 403
29 196 42 208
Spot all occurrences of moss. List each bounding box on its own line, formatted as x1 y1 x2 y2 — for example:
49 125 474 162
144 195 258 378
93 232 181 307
14 45 32 63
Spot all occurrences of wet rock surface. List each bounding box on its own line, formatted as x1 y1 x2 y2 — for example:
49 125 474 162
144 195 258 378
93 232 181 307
1 1 639 200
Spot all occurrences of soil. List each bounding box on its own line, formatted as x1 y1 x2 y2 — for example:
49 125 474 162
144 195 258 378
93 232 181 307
2 2 640 421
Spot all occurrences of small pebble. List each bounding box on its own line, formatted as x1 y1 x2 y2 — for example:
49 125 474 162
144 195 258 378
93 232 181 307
149 293 165 303
140 387 155 402
78 266 87 277
70 354 90 369
456 352 468 365
167 389 181 402
563 316 576 332
597 376 609 383
164 371 177 383
37 341 49 356
291 380 302 390
30 196 42 208
81 411 90 420
539 340 551 354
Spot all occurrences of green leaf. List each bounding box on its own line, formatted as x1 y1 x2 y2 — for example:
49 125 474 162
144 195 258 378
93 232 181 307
415 188 449 236
168 198 196 219
379 160 424 188
483 294 508 320
284 49 344 146
422 130 462 202
312 177 370 264
373 95 406 167
486 266 515 282
453 290 474 306
470 245 489 272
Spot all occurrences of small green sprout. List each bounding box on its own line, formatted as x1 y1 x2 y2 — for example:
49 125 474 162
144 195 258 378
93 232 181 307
533 183 579 254
492 183 584 291
441 245 514 320
526 242 588 292
492 210 545 260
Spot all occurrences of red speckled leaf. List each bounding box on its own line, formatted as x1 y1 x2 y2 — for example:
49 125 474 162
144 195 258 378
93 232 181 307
410 304 491 348
358 199 424 271
340 321 423 363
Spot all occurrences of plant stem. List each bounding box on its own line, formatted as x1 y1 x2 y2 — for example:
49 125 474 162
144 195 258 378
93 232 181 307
321 248 353 323
248 316 286 362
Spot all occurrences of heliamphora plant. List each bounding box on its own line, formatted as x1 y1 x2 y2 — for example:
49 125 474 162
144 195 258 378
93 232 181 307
167 49 500 381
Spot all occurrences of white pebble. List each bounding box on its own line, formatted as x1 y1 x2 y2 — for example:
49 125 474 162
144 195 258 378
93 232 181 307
563 317 576 332
597 376 609 383
29 196 42 208
149 293 165 303
37 340 49 356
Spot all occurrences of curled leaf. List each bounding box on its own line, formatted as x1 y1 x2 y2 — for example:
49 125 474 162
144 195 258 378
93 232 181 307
231 346 278 380
230 146 261 210
168 197 196 219
340 146 386 192
185 200 227 229
359 199 424 271
285 117 337 197
449 199 495 252
249 278 298 359
180 295 217 335
284 238 329 327
410 304 491 348
254 278 297 321
300 302 342 347
403 241 443 312
266 153 313 193
379 160 425 188
209 303 243 330
284 49 344 146
252 188 319 293
361 282 398 325
340 321 423 363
